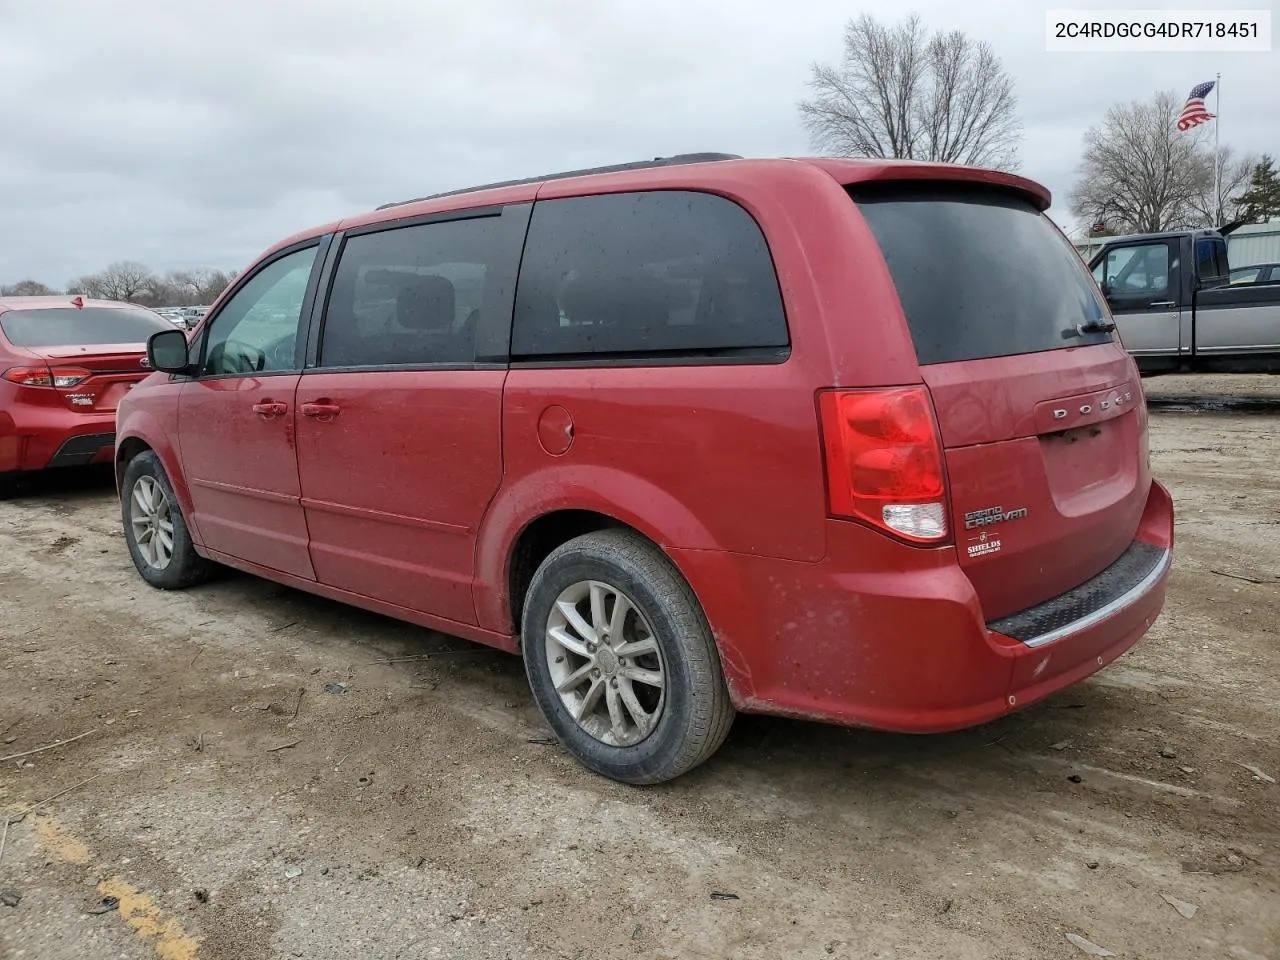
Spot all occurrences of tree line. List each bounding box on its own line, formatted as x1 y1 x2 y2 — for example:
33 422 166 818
1 261 236 307
798 14 1280 238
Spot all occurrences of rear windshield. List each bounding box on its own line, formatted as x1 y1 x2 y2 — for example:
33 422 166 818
852 186 1113 365
0 307 170 348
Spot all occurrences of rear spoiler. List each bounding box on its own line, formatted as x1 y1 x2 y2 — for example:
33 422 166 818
805 158 1052 211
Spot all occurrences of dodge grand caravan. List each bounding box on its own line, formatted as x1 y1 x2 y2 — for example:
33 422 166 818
116 153 1174 784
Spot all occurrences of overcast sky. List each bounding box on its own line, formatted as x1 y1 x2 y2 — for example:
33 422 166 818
1 0 1275 286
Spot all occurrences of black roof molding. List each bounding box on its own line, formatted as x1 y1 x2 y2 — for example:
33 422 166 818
376 153 743 210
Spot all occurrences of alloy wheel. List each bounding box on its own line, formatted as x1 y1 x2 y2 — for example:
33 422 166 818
544 580 667 746
129 475 174 570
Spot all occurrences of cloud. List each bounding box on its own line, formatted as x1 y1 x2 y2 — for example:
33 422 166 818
1 0 1274 283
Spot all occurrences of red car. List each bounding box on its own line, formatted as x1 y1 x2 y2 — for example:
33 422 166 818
116 154 1174 784
0 296 170 495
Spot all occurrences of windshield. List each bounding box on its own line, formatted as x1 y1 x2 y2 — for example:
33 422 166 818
0 307 171 348
851 185 1113 365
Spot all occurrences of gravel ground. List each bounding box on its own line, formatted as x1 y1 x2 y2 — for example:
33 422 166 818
1 373 1277 960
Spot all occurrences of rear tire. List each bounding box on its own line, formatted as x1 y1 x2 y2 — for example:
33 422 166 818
521 529 735 784
121 451 213 589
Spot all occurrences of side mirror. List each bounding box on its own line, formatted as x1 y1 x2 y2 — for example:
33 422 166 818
147 329 193 374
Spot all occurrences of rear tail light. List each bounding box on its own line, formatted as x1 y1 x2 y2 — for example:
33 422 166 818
3 365 55 387
817 386 949 543
1 365 90 388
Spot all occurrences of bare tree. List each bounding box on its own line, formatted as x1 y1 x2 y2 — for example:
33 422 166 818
199 269 235 303
1188 146 1256 228
62 262 235 305
164 267 235 304
798 14 1022 170
66 276 98 298
0 279 58 297
72 261 156 302
1069 91 1213 234
167 268 213 302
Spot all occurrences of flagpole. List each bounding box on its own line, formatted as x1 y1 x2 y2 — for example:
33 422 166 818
1215 72 1221 227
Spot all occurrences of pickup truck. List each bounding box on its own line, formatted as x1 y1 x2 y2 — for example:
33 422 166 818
1088 229 1280 374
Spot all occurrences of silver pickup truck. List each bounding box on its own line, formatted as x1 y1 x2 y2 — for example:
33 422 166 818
1088 229 1280 375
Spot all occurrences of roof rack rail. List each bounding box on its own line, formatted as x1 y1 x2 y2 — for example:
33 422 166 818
375 152 743 210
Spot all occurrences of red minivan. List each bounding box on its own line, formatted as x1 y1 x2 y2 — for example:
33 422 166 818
116 154 1174 783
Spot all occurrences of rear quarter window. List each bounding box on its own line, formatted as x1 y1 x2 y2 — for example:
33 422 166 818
852 186 1112 365
511 190 788 361
0 307 171 348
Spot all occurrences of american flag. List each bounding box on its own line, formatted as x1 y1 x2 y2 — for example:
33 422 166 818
1177 80 1216 132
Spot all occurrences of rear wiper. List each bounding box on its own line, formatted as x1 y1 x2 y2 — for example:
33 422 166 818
1062 320 1117 339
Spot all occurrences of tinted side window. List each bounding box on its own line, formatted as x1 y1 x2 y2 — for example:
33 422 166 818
319 216 504 368
1213 240 1230 279
511 191 788 360
1196 239 1217 279
202 246 318 376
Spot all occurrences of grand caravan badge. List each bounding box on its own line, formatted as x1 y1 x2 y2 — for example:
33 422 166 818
964 505 1029 530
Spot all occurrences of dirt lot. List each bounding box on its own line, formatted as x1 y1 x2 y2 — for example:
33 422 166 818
1 374 1277 960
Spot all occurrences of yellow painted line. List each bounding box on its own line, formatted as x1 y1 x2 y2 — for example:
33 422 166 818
99 876 199 960
31 814 91 865
21 811 200 959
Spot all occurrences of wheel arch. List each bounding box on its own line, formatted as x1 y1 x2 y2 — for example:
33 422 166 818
505 509 629 641
474 466 723 639
114 436 152 490
114 421 201 544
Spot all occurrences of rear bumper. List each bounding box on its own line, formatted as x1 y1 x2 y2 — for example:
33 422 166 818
46 432 116 469
670 479 1174 732
0 404 117 474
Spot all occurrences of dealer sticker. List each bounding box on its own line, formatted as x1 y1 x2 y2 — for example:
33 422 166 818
967 534 1003 558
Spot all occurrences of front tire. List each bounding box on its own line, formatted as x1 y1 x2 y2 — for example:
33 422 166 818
521 529 735 784
121 451 213 589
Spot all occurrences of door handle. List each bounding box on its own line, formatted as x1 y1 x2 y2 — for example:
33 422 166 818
1150 301 1176 308
251 401 288 418
300 400 341 420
